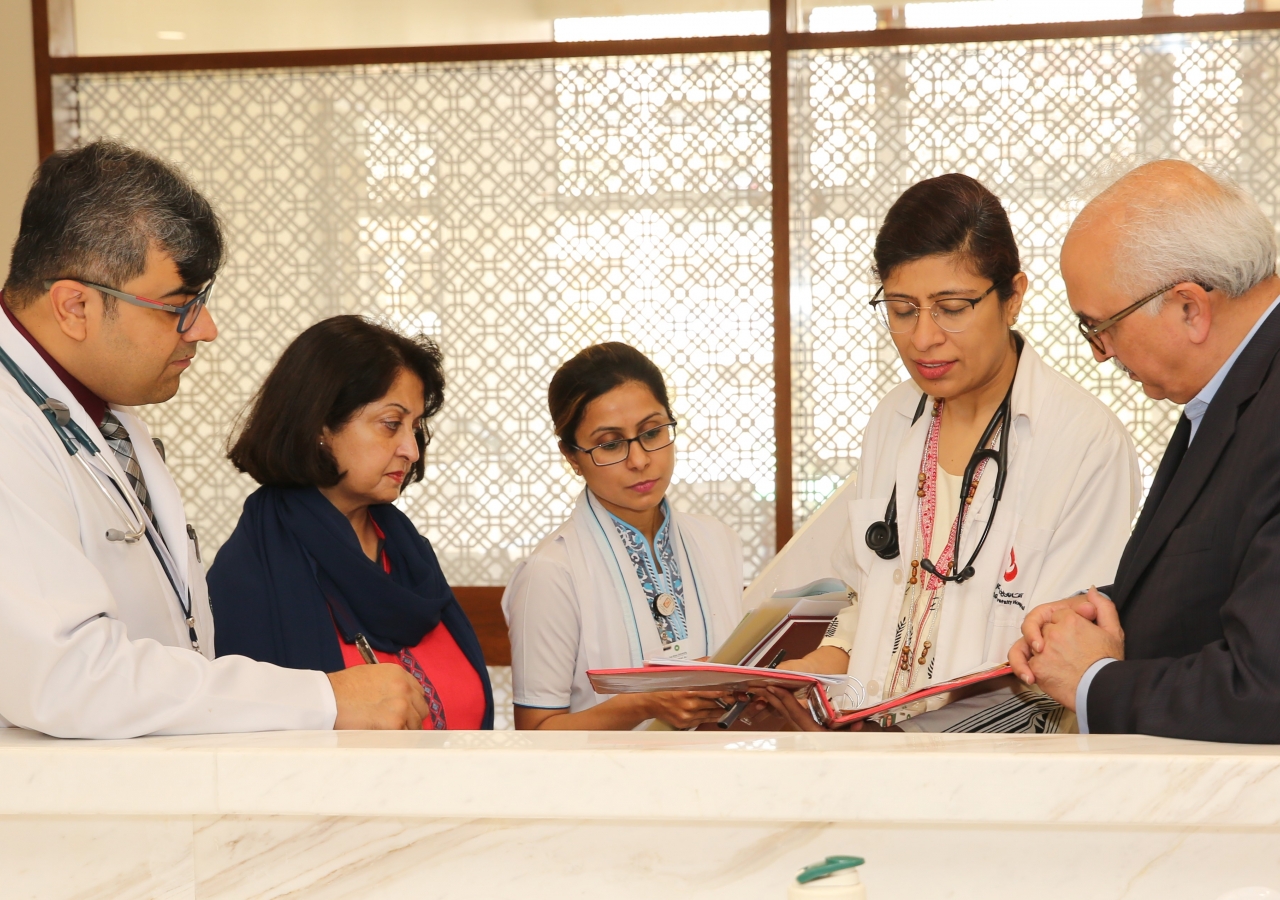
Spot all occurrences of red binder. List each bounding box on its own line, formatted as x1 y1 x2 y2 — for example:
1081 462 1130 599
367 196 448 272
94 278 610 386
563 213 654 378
587 661 1013 727
816 663 1013 726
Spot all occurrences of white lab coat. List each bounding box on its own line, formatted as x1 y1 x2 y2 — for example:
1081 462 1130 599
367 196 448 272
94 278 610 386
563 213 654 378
745 340 1141 703
503 489 744 713
0 311 335 738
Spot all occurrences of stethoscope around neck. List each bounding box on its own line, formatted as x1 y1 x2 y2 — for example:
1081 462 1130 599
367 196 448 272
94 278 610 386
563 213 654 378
0 343 151 544
0 341 200 648
864 364 1016 585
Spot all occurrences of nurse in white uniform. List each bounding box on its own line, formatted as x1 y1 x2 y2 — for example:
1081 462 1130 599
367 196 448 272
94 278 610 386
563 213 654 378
503 342 745 730
767 174 1141 732
0 140 428 737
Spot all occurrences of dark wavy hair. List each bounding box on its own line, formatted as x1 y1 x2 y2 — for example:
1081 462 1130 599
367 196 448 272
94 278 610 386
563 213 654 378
874 173 1022 301
5 140 223 309
229 315 445 488
548 342 672 448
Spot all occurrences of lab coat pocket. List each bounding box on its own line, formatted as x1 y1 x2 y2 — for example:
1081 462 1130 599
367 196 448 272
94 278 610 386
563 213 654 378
848 496 893 577
985 523 1052 658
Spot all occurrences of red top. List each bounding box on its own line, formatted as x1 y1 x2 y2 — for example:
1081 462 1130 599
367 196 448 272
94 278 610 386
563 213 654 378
334 519 486 730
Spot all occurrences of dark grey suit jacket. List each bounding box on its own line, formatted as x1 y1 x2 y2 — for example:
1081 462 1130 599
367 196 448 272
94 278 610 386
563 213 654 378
1090 303 1280 742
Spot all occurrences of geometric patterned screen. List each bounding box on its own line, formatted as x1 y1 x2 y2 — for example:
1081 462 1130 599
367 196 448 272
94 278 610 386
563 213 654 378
790 29 1280 523
52 27 1280 582
54 53 776 586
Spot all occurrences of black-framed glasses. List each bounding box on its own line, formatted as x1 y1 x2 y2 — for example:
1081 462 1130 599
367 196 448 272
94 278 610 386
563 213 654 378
571 421 677 466
44 277 216 334
1076 280 1214 354
869 283 998 334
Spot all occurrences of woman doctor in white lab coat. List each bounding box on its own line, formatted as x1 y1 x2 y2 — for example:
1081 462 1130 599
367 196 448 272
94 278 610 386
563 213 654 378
767 174 1141 733
503 342 745 730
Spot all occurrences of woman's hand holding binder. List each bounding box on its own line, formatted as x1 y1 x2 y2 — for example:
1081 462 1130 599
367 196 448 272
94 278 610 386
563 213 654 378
755 687 889 732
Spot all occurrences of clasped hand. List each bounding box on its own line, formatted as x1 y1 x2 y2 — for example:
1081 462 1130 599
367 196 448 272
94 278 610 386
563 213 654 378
1007 586 1125 710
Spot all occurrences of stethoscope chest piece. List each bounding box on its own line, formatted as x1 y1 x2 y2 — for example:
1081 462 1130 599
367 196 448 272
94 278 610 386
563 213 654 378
864 393 929 562
865 513 898 560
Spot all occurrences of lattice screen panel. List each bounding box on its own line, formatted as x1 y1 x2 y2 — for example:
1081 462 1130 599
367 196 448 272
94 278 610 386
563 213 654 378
55 53 775 586
790 30 1280 524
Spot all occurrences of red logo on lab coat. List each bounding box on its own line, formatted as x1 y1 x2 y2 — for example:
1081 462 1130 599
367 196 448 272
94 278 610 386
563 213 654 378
1003 548 1018 582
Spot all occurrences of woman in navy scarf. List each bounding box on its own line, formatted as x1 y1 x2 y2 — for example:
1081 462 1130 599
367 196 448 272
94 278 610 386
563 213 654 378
209 316 493 729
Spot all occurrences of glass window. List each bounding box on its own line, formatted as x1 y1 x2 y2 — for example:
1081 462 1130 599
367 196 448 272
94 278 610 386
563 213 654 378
903 0 1143 28
809 6 879 32
795 0 1249 33
555 9 768 42
66 0 769 57
1174 0 1246 12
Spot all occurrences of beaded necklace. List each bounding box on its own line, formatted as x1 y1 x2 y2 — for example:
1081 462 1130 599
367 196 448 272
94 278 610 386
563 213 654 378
880 396 999 718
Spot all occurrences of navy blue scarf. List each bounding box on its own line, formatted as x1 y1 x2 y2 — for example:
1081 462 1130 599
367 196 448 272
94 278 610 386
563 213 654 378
208 485 493 729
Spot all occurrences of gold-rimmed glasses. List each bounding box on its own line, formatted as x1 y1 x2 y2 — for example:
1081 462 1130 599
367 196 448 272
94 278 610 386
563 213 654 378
870 283 998 335
1077 280 1214 354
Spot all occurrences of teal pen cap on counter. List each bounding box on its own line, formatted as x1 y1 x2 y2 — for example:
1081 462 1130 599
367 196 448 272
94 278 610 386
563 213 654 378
788 856 866 899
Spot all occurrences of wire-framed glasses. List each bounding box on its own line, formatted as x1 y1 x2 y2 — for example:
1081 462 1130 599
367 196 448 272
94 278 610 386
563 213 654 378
870 283 998 334
1076 280 1214 354
44 277 216 334
571 422 677 466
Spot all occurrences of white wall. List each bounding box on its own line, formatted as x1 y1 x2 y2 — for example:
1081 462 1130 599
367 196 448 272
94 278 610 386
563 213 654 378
0 0 38 286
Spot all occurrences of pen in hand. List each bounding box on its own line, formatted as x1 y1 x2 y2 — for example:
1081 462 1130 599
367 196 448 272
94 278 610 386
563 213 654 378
717 648 787 729
354 633 378 665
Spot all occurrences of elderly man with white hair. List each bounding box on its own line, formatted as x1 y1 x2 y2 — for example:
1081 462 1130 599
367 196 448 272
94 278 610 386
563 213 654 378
1008 159 1280 742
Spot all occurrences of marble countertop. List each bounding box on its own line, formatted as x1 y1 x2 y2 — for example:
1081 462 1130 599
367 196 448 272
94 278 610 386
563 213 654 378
3 728 1277 827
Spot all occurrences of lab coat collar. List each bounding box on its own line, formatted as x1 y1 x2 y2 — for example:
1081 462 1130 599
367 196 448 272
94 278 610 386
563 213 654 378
569 488 715 668
1 294 108 425
0 307 192 595
888 333 1045 561
891 331 1043 447
0 301 106 452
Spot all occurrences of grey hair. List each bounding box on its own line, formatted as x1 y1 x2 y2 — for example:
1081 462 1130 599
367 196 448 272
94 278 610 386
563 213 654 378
4 140 223 309
1076 158 1277 312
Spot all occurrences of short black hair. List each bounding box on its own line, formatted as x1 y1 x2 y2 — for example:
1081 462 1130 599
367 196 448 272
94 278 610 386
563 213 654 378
874 173 1022 301
4 140 223 309
229 315 445 488
548 342 672 447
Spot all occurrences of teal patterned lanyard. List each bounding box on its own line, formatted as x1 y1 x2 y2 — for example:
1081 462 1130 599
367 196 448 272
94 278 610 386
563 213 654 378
607 501 689 642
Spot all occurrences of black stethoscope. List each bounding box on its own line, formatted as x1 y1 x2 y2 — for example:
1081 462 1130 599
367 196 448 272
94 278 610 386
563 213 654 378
864 358 1017 585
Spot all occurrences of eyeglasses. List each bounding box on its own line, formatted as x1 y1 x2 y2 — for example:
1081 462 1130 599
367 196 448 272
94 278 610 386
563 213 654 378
571 422 677 466
870 283 998 334
1076 280 1214 354
44 277 216 334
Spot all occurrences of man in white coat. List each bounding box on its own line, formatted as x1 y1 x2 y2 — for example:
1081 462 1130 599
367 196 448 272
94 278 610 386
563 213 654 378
0 140 429 737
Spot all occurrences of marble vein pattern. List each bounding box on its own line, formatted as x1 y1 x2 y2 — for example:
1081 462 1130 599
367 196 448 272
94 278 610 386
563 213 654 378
1 729 1279 899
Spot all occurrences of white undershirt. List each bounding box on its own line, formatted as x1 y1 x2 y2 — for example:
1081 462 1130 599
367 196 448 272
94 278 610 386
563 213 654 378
929 468 962 565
